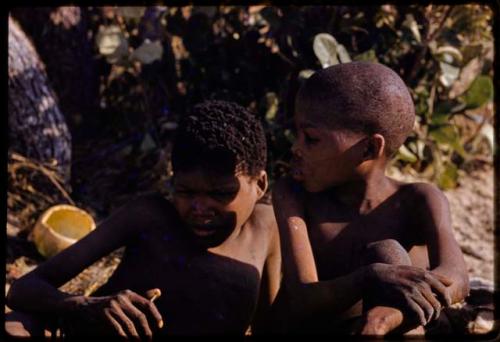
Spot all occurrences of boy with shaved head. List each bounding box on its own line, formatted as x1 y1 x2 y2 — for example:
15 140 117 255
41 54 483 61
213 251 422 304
272 61 468 335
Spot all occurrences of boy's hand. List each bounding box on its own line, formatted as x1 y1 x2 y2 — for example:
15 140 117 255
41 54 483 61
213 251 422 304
366 263 452 326
72 288 163 340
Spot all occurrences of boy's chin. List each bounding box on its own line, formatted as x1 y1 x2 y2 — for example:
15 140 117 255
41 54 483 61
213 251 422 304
302 180 328 193
188 226 233 248
303 177 350 193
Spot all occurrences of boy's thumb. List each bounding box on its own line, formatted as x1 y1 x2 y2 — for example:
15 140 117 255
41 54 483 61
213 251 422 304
145 288 162 302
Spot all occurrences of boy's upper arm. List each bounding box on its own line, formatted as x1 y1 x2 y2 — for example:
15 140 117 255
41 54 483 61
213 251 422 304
263 216 281 305
29 194 170 288
272 177 318 288
411 183 469 299
250 206 281 333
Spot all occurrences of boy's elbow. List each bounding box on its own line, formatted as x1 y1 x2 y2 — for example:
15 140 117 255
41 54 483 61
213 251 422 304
6 275 37 311
6 280 23 311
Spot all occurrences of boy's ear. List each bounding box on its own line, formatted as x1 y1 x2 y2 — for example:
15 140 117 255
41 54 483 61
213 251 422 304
363 134 385 160
255 170 268 199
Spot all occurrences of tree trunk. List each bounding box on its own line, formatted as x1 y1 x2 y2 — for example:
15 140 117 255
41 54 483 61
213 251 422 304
8 16 72 186
10 7 100 137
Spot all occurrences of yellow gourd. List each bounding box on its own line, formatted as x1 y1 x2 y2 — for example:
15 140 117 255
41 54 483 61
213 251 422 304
32 205 96 259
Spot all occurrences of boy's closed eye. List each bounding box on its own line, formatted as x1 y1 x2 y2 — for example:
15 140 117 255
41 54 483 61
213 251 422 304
175 189 194 196
209 190 238 201
175 188 237 201
304 133 320 145
302 129 320 145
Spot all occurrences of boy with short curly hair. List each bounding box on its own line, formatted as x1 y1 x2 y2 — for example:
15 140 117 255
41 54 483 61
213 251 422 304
6 100 281 338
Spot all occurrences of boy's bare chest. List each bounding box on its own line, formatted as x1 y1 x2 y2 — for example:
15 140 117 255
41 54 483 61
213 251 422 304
117 227 266 291
96 227 264 333
305 199 414 278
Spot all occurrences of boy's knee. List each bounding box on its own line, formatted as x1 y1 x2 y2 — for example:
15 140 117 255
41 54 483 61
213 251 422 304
362 239 411 266
5 311 49 338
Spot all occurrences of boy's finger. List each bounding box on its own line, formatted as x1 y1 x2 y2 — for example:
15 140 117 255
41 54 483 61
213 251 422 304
430 272 453 286
419 285 441 321
424 273 452 306
409 291 434 325
110 300 140 338
134 291 164 329
405 297 427 326
145 288 162 302
118 295 153 339
104 308 127 337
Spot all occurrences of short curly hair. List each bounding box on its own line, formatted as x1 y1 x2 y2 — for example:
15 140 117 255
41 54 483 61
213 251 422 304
297 62 415 155
171 100 267 176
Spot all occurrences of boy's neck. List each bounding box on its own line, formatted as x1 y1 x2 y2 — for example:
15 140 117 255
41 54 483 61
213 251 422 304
330 168 395 215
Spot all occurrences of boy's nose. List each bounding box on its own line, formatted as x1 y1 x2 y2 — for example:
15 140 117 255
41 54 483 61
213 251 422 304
191 196 211 213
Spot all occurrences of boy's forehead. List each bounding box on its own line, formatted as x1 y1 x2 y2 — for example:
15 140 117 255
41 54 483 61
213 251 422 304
294 104 332 130
174 169 244 187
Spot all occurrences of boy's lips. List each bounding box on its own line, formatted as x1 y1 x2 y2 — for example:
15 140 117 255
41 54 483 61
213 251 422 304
291 158 305 181
188 215 219 237
191 225 217 237
291 168 304 181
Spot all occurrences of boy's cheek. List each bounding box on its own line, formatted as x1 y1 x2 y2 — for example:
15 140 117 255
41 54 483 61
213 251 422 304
172 198 189 218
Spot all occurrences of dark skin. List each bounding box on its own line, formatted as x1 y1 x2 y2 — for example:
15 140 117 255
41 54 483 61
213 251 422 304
6 167 281 338
271 96 469 335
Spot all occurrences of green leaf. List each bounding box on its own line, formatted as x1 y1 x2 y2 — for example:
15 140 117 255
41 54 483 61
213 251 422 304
439 62 460 87
435 46 463 64
140 133 156 152
402 14 421 43
430 112 450 126
96 25 129 64
313 33 339 68
96 25 127 55
193 6 217 18
429 124 456 144
431 100 465 125
130 40 163 64
265 92 279 121
408 140 426 160
354 49 378 63
462 75 493 109
479 123 494 152
437 163 458 190
284 129 295 144
396 144 417 163
260 7 281 30
429 124 466 158
462 44 483 65
337 44 351 63
116 7 146 19
298 69 315 80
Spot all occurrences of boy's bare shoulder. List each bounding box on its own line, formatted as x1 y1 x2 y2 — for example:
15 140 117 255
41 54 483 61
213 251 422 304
397 181 449 212
399 181 446 200
122 192 178 229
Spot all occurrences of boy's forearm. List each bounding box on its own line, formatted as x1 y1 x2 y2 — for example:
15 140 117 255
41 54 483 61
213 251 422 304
7 275 85 315
288 266 368 320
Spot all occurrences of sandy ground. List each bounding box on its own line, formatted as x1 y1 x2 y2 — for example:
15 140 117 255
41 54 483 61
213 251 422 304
445 166 495 282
